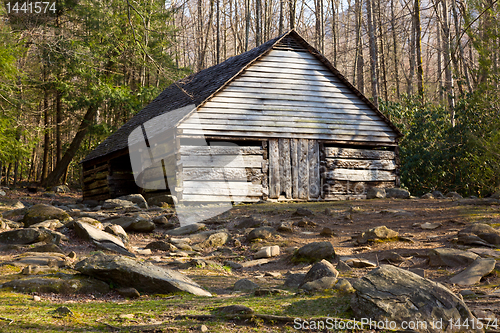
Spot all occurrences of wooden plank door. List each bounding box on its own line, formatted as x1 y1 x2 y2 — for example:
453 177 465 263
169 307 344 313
269 138 320 200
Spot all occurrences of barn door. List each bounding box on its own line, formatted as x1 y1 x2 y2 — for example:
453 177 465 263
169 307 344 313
268 138 320 199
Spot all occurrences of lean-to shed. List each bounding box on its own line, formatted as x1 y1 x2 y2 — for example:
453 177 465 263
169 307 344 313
82 30 403 203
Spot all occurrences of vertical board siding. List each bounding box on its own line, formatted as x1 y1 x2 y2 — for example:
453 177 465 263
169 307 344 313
308 140 320 199
291 139 299 199
268 139 280 199
298 139 309 199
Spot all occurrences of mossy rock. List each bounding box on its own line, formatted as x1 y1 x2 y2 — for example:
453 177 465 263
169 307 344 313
22 204 71 227
0 274 110 294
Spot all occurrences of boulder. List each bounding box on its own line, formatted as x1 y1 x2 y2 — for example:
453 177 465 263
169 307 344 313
103 224 129 244
446 191 463 199
116 287 140 298
247 227 274 241
277 221 294 233
215 305 254 315
145 240 177 252
235 216 263 229
449 258 496 286
9 252 70 267
51 185 70 193
74 253 211 296
233 278 259 292
291 241 335 263
366 187 386 199
146 194 174 207
105 214 155 232
421 193 434 199
0 228 61 245
101 199 139 210
334 279 354 293
284 273 305 288
0 275 110 295
345 258 377 268
302 259 339 285
75 217 103 230
22 204 71 227
0 219 9 230
458 223 500 245
386 188 411 199
254 245 280 259
167 223 205 236
74 221 134 257
351 265 481 333
432 191 445 198
319 227 334 237
428 248 479 267
27 243 65 254
294 208 314 217
197 231 229 249
356 226 399 244
301 276 337 292
30 219 64 230
117 194 148 209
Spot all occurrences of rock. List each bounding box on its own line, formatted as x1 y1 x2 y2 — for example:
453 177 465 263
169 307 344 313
9 252 70 267
30 219 64 230
247 227 274 241
1 200 25 210
334 279 354 293
33 295 41 301
421 193 434 199
0 228 60 245
319 227 334 237
0 190 5 196
356 226 399 244
468 248 500 259
1 275 110 295
446 191 463 199
345 258 377 268
2 207 27 219
117 194 148 209
284 273 305 288
240 259 270 268
386 188 411 199
336 260 353 272
75 217 103 229
301 277 337 291
224 261 243 270
233 279 259 292
302 259 339 285
51 185 70 194
277 221 294 233
420 222 442 230
380 252 405 263
146 194 174 207
27 243 65 254
197 231 229 249
145 240 177 252
74 221 134 257
152 215 168 225
264 271 281 278
366 187 386 199
52 306 74 317
167 223 205 236
103 224 129 244
428 248 479 267
458 223 500 245
291 242 335 263
117 287 140 298
101 199 139 210
105 214 155 232
432 190 445 198
351 265 481 333
235 216 263 229
295 218 316 227
449 258 496 286
254 245 280 259
254 288 285 296
0 219 9 230
215 305 254 315
74 253 211 296
294 208 314 216
457 233 495 247
22 204 71 227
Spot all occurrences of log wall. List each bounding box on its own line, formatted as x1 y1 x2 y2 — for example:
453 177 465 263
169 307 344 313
322 146 397 199
178 142 265 202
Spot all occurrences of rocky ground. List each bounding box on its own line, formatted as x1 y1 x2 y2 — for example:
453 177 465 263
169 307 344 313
1 186 500 332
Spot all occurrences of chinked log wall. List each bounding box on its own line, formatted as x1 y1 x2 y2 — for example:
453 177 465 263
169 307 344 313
322 147 397 199
177 143 266 203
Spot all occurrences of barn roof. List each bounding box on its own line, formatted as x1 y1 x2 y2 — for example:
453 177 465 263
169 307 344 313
83 30 402 164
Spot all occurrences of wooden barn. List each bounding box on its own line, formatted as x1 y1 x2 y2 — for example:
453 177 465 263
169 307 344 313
82 30 403 203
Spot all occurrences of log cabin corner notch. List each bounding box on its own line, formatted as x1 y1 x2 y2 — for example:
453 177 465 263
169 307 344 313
81 30 403 203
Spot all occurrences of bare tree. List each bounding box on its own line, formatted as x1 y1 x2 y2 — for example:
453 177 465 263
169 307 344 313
366 0 379 107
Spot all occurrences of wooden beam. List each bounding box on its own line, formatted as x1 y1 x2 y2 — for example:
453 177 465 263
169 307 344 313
268 139 280 199
179 146 264 156
290 139 299 199
179 155 264 168
323 169 396 181
324 147 396 160
308 140 320 198
324 158 397 170
279 139 292 199
298 139 309 199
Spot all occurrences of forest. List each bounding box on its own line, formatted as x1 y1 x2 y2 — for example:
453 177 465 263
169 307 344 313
0 0 499 197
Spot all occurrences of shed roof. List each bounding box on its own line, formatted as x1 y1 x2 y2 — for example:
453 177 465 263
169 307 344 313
83 30 402 164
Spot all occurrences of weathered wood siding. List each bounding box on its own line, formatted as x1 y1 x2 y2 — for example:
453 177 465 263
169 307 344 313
178 41 398 144
82 162 110 201
322 146 396 199
178 144 265 202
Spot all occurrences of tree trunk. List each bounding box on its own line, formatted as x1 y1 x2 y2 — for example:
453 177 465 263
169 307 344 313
56 90 62 163
377 0 388 102
354 0 364 94
41 90 50 183
415 0 424 97
408 1 416 95
390 0 400 99
245 0 250 51
441 0 455 123
331 0 338 66
279 0 284 35
289 0 296 29
366 0 379 107
256 0 261 46
42 105 98 187
216 0 220 64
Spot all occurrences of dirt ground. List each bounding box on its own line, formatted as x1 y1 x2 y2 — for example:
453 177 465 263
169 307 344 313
1 188 500 332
